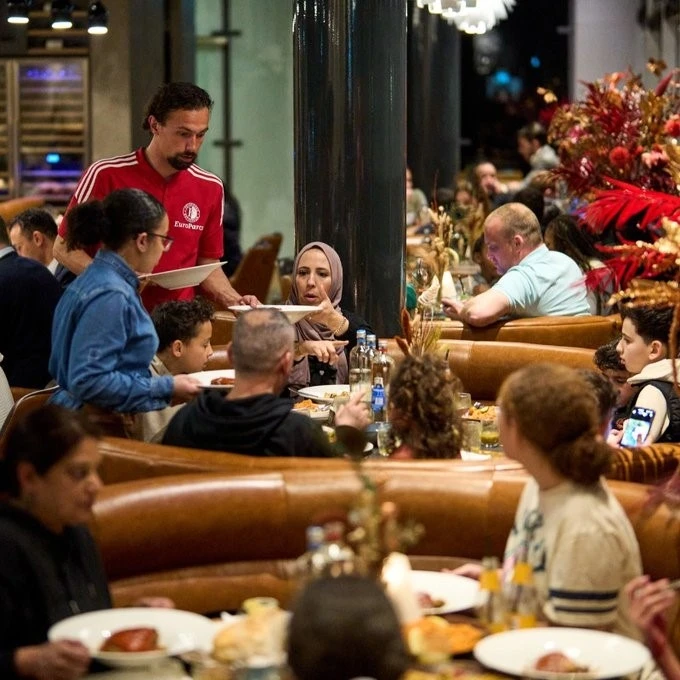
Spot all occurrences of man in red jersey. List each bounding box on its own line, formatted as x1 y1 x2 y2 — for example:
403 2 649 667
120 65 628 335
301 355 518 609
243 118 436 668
54 82 258 311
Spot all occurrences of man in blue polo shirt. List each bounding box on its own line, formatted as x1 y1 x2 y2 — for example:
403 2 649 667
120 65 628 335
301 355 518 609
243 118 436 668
442 203 589 327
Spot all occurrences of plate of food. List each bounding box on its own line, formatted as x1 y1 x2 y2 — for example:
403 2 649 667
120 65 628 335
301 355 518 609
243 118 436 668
188 369 235 390
48 607 216 668
404 616 485 663
228 304 320 323
138 262 223 290
297 384 351 404
411 570 479 615
466 404 497 421
293 399 331 421
473 628 650 679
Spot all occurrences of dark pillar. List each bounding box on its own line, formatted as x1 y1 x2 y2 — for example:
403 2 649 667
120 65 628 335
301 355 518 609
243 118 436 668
407 4 461 198
293 0 407 337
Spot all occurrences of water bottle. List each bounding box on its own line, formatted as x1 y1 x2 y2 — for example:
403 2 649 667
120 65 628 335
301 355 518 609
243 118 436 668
349 330 370 395
371 376 386 423
505 558 538 629
371 339 394 404
318 522 356 578
295 525 328 585
476 556 508 633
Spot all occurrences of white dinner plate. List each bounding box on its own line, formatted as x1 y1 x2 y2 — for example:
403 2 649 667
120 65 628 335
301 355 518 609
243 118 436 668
297 384 351 404
138 262 223 290
228 304 320 323
473 627 650 679
410 570 479 615
460 450 492 461
48 607 215 668
188 369 235 390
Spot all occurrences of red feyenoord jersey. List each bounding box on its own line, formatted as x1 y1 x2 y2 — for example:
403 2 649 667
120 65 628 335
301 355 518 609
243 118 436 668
59 148 225 310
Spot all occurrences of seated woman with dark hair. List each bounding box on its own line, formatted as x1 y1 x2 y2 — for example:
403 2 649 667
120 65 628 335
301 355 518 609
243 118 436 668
0 405 107 679
544 214 609 315
288 241 373 389
288 576 409 680
387 354 462 459
0 405 171 680
49 188 201 416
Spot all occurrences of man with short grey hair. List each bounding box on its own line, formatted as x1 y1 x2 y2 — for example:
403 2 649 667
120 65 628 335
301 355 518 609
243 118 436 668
163 308 370 455
442 203 589 327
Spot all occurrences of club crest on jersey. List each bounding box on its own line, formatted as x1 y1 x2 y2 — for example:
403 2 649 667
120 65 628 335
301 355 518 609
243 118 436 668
182 202 200 223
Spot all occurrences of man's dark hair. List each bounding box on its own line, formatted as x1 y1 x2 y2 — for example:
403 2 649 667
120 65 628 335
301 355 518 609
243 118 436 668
10 208 58 240
518 121 548 146
513 186 544 223
594 338 627 372
142 82 214 130
151 297 214 351
621 306 675 347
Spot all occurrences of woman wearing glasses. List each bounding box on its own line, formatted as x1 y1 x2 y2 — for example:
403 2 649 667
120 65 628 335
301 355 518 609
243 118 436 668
49 188 201 419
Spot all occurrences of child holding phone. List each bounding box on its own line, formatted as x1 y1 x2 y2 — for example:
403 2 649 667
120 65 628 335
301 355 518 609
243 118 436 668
615 306 680 445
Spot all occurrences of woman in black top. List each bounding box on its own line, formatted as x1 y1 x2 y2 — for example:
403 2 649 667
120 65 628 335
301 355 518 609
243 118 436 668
0 405 108 679
287 241 373 389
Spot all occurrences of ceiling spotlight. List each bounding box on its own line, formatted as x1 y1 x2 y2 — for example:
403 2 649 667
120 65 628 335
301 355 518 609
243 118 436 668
51 0 73 30
87 1 108 35
7 0 30 25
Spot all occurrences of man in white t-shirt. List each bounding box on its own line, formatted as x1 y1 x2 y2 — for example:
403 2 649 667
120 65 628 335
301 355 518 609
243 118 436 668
442 203 590 327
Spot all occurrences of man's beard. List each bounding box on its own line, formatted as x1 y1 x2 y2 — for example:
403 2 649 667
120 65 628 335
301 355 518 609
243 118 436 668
168 152 196 171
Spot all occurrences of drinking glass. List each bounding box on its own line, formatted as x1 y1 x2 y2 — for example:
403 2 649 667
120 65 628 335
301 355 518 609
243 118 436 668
481 419 500 450
455 392 472 418
411 258 433 296
461 419 482 453
375 422 392 457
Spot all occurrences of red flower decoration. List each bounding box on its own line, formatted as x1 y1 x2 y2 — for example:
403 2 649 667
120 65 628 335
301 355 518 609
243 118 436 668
664 115 680 137
609 146 631 168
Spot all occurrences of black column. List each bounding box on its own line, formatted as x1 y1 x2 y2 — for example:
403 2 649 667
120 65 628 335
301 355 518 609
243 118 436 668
293 0 407 337
407 4 461 199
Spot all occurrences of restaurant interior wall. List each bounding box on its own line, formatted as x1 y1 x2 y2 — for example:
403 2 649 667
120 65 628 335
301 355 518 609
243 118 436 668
571 0 647 98
195 0 295 260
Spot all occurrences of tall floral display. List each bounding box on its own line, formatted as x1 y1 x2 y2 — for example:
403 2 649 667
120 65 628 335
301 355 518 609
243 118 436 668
548 67 680 317
549 69 680 200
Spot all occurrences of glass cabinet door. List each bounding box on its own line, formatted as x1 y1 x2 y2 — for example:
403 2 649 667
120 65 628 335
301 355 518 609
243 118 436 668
13 59 89 204
0 63 10 200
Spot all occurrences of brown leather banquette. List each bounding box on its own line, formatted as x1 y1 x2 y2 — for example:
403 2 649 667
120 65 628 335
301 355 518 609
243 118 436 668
211 314 618 351
433 315 619 349
207 338 596 403
93 468 680 647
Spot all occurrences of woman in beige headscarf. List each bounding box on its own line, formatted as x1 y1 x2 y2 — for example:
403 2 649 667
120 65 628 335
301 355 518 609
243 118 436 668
288 241 373 390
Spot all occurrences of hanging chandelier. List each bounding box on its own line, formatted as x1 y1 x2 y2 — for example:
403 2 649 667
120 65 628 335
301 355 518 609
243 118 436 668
415 0 516 34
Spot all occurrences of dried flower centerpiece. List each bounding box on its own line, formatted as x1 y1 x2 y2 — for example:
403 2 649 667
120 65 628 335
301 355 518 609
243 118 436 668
427 206 460 306
394 308 441 358
346 465 424 579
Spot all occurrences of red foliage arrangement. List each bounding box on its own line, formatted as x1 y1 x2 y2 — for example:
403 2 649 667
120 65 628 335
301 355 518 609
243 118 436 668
549 70 680 200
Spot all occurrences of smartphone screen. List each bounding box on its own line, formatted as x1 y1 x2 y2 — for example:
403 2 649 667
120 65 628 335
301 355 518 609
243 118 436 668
620 407 656 447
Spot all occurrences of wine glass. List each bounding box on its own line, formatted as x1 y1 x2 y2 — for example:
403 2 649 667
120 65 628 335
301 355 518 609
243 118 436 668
411 258 433 297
